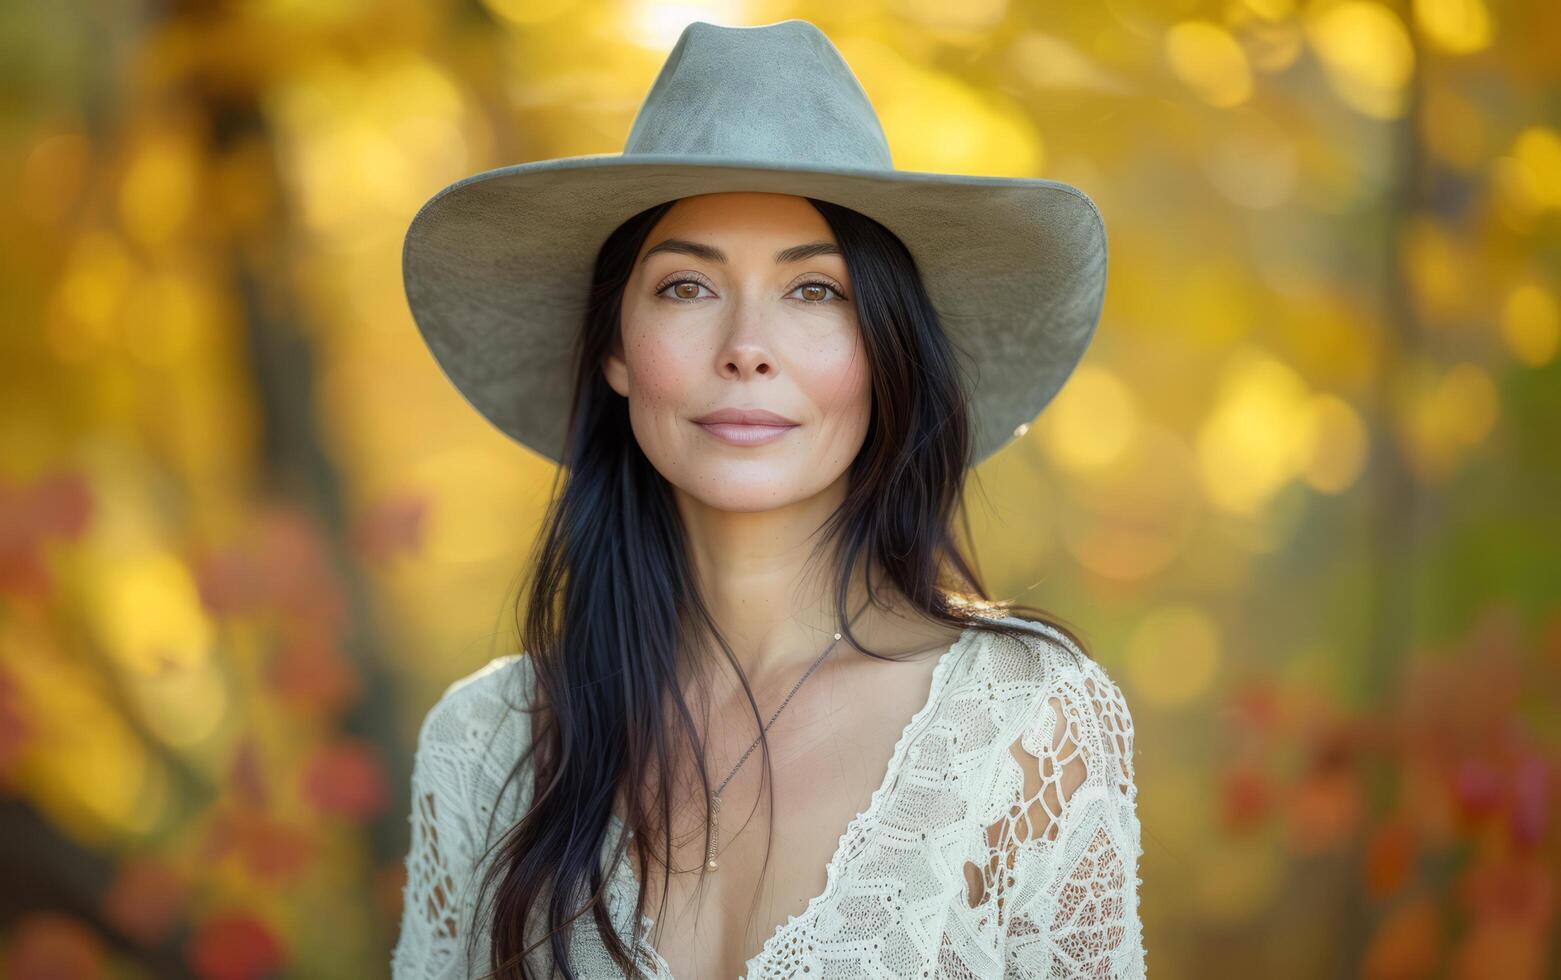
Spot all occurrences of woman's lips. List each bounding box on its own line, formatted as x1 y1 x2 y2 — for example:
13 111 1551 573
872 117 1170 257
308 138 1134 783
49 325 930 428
693 421 798 446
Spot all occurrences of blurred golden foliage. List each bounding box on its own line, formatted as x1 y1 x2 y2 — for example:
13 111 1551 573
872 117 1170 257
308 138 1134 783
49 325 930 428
1 0 1557 976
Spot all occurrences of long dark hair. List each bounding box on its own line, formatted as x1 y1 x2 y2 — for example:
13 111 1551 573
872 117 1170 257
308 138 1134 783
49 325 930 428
467 196 1090 978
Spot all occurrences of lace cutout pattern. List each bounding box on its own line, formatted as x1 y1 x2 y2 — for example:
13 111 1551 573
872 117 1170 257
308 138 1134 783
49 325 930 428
391 617 1145 978
969 631 1145 978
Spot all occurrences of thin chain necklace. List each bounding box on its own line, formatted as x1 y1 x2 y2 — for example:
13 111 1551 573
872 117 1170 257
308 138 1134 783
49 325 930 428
703 630 845 872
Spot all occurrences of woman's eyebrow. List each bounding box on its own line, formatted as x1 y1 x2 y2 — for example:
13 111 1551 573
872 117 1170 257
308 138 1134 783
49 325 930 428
774 241 842 263
638 239 843 265
641 238 725 264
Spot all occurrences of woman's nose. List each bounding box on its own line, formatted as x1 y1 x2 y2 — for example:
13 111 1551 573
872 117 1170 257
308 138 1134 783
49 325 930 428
716 302 775 379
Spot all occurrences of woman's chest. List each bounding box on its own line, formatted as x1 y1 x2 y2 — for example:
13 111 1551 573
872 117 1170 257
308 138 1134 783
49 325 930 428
612 650 1010 978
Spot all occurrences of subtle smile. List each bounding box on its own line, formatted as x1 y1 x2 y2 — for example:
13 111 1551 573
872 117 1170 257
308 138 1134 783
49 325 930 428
691 408 800 447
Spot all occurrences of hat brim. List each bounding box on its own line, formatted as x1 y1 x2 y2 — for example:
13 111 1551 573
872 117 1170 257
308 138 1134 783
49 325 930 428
402 153 1107 465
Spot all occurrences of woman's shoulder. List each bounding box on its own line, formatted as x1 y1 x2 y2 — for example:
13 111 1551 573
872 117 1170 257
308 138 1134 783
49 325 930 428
413 653 536 776
970 613 1108 685
412 653 541 842
969 614 1134 733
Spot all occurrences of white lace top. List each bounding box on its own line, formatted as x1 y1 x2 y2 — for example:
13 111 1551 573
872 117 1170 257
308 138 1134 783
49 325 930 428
391 616 1146 978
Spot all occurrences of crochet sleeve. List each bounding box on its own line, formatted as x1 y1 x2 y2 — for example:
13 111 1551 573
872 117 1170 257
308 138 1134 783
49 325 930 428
391 682 483 980
979 647 1146 978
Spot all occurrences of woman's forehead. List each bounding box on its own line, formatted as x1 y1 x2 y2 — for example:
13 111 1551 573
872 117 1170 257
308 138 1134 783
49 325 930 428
644 191 838 248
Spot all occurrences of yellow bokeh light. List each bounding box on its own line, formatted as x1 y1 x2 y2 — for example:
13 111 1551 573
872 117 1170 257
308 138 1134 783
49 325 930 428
892 0 1009 33
840 35 1042 177
481 0 577 26
1510 125 1561 210
1007 32 1132 95
1413 0 1493 54
1501 282 1560 367
1401 218 1469 325
1164 20 1253 108
267 54 475 236
48 231 135 362
1303 1 1415 119
5 641 167 843
20 130 91 227
1397 359 1500 480
1125 604 1221 708
1238 0 1295 19
1300 393 1369 494
128 659 231 749
97 553 215 676
1196 347 1315 516
1039 365 1140 473
1439 362 1499 446
118 128 200 247
1241 17 1305 73
628 1 752 49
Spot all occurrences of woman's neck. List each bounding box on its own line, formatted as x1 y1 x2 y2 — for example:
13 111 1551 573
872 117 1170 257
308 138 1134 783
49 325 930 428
672 476 954 684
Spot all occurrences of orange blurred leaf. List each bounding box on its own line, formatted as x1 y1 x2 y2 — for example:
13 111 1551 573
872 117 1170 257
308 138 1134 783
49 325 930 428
4 912 104 980
185 912 285 980
301 738 388 821
1362 895 1441 980
1288 768 1363 853
202 808 316 884
351 493 428 563
1363 816 1418 898
102 858 189 946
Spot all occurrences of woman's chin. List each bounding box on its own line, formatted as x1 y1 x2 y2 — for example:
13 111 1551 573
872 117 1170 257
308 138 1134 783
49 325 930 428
671 467 836 515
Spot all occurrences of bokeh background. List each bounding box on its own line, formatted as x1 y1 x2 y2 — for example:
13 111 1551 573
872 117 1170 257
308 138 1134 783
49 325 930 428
2 0 1558 976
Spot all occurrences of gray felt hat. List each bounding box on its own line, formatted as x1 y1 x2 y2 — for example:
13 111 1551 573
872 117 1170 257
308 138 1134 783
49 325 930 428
403 18 1107 465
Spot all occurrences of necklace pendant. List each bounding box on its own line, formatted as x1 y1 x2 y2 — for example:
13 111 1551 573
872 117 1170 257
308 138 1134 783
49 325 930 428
706 793 722 872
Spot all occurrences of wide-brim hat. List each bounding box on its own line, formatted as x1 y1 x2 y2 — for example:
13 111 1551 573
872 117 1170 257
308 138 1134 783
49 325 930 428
403 18 1107 465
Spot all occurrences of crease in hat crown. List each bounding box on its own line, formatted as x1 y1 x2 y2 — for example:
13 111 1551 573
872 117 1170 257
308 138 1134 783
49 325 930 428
622 20 893 170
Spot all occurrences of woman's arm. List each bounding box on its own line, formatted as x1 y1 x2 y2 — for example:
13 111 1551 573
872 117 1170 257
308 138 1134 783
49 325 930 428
982 647 1146 978
391 685 482 980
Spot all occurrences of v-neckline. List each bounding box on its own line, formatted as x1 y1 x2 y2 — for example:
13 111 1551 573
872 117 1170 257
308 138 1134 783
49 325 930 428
605 625 980 979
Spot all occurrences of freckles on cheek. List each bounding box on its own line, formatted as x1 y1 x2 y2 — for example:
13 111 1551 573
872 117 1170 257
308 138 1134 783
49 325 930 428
804 338 873 415
624 329 697 413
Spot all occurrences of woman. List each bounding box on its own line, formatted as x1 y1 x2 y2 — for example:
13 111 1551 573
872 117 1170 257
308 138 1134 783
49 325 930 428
393 19 1143 980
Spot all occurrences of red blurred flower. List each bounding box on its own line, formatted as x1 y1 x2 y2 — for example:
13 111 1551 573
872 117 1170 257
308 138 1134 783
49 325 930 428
351 493 428 563
0 470 94 598
191 506 345 625
1288 767 1363 854
102 858 188 946
267 629 361 717
4 913 104 980
201 808 316 884
1453 756 1506 825
1218 763 1274 831
1456 849 1554 933
1509 752 1551 849
302 738 389 820
185 912 285 980
1363 816 1418 899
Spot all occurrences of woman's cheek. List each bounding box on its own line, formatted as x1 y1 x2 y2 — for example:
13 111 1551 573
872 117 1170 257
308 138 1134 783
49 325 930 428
805 334 872 458
624 329 701 453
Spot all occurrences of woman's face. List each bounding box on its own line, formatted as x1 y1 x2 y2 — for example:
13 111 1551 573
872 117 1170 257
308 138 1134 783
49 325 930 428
604 192 872 514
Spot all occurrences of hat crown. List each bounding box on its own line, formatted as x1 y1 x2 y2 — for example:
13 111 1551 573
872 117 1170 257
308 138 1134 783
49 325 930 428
624 20 893 170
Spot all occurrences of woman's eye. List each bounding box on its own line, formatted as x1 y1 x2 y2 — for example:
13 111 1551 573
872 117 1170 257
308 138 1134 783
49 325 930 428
789 280 846 303
658 279 714 302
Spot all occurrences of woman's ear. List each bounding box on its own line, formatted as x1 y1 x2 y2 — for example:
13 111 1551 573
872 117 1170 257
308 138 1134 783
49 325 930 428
602 347 630 398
